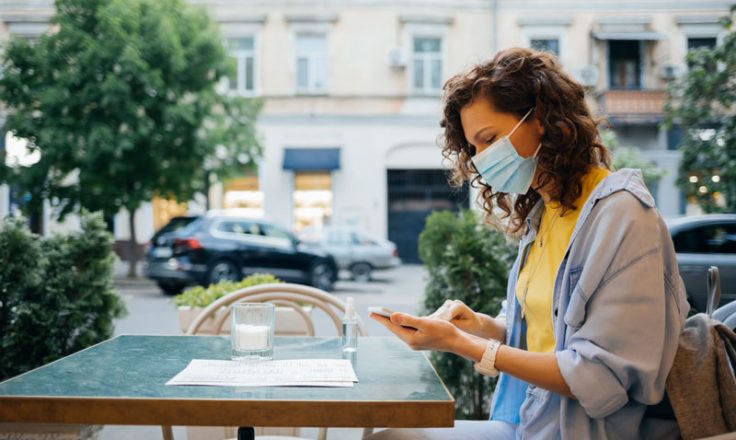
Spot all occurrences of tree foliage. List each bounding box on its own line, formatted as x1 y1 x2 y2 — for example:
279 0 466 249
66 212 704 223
0 211 126 381
0 0 262 272
599 129 667 188
418 209 517 420
665 5 736 212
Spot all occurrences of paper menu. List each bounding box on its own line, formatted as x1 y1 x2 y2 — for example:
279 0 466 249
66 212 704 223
166 358 358 387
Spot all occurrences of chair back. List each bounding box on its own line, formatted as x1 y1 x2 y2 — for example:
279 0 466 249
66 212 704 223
186 283 368 337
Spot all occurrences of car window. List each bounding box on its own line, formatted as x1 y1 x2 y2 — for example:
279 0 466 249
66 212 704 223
352 233 378 245
154 216 198 238
673 223 736 254
175 217 203 236
327 230 349 245
262 224 294 241
216 220 262 236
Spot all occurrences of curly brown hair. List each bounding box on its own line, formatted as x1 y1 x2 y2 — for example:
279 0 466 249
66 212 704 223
440 47 611 235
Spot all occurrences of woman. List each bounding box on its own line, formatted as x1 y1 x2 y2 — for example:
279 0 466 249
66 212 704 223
368 47 689 439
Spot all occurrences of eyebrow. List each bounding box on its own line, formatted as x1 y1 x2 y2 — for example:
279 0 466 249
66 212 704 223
467 126 495 147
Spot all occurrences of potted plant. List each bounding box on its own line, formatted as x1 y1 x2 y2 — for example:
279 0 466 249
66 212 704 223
0 212 125 439
173 274 314 335
419 209 516 420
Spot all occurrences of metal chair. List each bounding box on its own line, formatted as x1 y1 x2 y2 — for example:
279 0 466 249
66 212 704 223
162 283 372 440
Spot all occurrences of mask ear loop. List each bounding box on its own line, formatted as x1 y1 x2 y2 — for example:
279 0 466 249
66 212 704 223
532 142 543 158
508 107 535 139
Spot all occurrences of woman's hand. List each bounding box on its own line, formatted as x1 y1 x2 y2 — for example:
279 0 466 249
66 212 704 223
428 299 486 337
370 311 474 358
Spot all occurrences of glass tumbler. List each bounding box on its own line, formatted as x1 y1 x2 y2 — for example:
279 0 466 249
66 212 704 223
231 303 275 361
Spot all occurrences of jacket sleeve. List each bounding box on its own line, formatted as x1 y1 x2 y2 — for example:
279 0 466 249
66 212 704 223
555 194 673 419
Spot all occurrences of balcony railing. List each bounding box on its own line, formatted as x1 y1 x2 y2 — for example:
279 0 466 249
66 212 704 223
597 89 667 123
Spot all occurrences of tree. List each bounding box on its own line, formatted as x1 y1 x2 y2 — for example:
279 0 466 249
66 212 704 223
599 129 667 188
664 5 736 213
0 0 262 276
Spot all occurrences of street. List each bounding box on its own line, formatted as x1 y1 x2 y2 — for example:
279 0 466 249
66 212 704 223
101 264 429 440
113 264 429 337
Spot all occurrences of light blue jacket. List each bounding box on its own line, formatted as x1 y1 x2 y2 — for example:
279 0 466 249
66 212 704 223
489 169 690 439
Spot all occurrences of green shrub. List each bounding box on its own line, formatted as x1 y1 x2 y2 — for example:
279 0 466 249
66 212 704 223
173 273 283 308
0 211 126 381
418 209 517 420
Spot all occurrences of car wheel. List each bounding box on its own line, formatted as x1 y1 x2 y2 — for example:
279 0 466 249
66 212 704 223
351 262 373 283
157 281 186 296
310 262 335 292
208 260 240 284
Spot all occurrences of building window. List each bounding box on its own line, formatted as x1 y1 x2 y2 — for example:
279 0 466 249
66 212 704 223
223 175 263 218
687 37 718 71
225 37 256 94
295 34 328 94
412 37 442 94
608 40 641 90
687 37 717 50
530 38 560 57
293 172 332 232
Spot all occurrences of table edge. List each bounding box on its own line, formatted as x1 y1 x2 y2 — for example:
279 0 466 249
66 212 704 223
0 395 455 428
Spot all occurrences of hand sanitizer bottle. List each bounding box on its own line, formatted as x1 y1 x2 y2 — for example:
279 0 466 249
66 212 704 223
342 297 358 353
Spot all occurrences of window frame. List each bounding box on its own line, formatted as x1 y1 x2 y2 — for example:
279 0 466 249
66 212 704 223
605 39 645 90
410 35 444 96
294 32 329 95
522 25 567 65
222 34 260 96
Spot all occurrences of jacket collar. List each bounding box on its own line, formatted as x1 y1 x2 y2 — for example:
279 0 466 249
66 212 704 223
523 168 655 238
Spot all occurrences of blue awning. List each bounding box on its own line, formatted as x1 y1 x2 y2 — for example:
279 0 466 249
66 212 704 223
282 148 341 171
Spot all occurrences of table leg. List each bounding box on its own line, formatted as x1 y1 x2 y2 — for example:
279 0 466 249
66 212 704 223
237 427 255 440
161 426 174 440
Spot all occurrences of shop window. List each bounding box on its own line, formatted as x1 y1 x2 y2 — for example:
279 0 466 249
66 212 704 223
293 172 332 232
223 175 263 218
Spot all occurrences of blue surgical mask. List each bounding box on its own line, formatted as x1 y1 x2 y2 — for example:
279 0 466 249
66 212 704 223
471 107 542 195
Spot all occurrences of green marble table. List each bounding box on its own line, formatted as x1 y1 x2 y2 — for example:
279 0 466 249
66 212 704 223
0 335 455 429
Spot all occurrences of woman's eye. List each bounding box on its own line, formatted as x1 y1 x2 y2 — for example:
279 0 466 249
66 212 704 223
486 137 496 145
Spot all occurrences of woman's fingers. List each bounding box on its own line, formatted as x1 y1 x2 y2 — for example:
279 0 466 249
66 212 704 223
370 313 418 340
428 300 453 320
391 312 427 329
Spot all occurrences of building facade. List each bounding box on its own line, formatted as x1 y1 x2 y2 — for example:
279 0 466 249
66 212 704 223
0 0 732 262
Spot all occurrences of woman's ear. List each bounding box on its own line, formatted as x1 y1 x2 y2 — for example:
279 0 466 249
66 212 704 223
534 116 545 137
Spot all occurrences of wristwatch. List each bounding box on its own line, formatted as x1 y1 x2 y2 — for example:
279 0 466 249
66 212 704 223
474 339 502 377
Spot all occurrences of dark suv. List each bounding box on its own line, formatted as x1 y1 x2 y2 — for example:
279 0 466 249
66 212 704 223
667 214 736 312
144 213 338 295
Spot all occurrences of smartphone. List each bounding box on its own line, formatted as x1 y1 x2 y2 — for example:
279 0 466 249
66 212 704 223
368 306 395 319
368 306 417 330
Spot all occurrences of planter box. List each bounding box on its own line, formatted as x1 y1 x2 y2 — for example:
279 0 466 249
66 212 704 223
177 305 314 335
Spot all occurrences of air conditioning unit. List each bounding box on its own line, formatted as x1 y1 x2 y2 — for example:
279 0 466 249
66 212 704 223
660 64 682 81
577 65 599 88
387 47 407 69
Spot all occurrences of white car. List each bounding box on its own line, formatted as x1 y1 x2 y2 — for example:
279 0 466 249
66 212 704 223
299 226 402 282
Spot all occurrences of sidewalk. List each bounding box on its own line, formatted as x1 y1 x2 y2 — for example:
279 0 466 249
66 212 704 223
114 261 156 290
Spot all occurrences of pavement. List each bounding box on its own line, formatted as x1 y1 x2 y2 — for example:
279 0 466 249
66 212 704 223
101 262 430 440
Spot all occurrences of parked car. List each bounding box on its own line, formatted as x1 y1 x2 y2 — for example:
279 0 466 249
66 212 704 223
299 226 401 282
144 212 338 295
667 214 736 312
